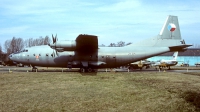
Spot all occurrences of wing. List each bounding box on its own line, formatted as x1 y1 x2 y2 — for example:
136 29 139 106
76 34 98 53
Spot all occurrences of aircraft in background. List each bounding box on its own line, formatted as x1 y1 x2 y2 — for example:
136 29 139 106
195 62 200 67
128 60 153 70
153 51 178 70
9 15 191 72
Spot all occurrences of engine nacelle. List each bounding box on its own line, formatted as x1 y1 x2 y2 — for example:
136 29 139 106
49 40 76 51
49 34 98 52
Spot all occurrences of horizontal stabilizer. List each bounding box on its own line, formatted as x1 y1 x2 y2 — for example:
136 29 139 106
169 44 192 51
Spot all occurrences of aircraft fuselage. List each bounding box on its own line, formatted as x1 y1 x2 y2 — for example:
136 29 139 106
10 45 170 69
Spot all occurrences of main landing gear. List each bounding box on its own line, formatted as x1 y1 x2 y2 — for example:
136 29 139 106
80 68 97 73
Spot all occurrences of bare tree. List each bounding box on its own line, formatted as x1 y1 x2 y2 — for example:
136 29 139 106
117 41 126 47
194 44 200 48
4 37 24 54
108 41 132 47
24 38 33 47
44 36 51 45
108 43 116 47
99 44 106 47
14 37 24 52
24 36 51 47
126 42 132 46
4 39 11 54
36 36 44 45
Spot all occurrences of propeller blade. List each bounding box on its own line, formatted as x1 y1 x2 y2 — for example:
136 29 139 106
52 34 56 44
52 34 54 44
52 50 55 57
51 49 59 57
56 50 59 57
55 34 58 42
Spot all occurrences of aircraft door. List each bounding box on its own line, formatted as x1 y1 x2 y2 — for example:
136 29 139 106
106 55 116 67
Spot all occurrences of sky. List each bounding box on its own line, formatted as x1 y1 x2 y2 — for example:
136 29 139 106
0 0 200 51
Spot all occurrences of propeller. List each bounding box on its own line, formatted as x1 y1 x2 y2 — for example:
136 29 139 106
50 34 58 57
52 34 58 44
51 50 55 57
49 34 60 57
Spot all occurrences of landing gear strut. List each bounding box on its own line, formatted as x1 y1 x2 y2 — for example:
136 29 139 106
32 66 38 72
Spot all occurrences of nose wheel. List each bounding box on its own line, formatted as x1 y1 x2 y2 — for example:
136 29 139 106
32 66 38 72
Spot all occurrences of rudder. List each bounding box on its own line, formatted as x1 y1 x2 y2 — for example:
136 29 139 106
159 15 181 39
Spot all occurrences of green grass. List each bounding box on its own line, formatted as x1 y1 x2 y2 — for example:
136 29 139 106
0 72 200 112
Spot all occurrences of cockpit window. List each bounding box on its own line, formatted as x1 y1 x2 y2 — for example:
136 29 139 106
21 49 28 52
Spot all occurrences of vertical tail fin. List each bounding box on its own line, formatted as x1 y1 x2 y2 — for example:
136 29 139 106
131 15 188 47
172 51 178 60
154 15 183 47
159 15 181 39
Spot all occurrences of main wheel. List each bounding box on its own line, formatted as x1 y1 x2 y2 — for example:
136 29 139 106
80 68 85 73
87 68 93 72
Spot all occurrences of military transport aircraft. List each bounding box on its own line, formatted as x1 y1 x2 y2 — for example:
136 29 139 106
153 51 179 70
9 15 191 72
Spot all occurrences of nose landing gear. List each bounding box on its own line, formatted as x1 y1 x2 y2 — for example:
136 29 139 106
32 66 38 72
